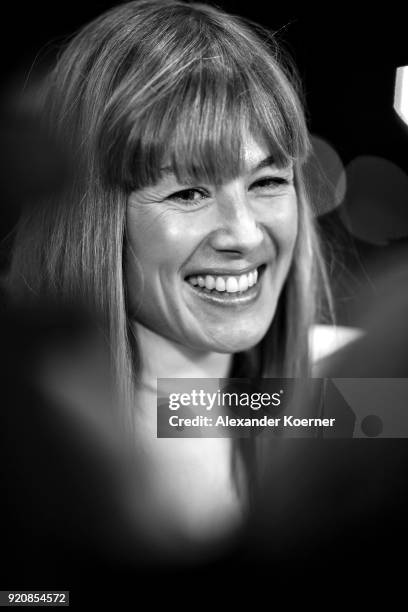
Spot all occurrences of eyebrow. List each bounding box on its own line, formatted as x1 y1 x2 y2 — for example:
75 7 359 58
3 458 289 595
252 155 276 172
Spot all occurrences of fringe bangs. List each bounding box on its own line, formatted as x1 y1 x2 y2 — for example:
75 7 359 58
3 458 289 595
101 32 310 192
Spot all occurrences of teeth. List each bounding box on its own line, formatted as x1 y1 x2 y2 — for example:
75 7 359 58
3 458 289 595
215 277 226 292
238 275 249 292
205 275 216 290
226 277 239 292
187 268 260 293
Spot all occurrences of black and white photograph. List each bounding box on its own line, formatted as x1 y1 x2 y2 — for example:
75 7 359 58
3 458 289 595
0 1 407 607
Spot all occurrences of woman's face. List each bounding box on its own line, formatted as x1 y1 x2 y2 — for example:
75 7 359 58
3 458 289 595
125 135 298 353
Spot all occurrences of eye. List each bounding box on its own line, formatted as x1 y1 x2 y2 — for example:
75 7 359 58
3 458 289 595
167 187 210 205
250 176 292 191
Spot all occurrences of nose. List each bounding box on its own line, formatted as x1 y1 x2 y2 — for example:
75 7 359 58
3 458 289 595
209 186 264 254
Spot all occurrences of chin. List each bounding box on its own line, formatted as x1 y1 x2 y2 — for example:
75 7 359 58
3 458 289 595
203 327 269 354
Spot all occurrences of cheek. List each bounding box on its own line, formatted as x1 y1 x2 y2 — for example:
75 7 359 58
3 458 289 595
126 207 204 273
263 192 298 254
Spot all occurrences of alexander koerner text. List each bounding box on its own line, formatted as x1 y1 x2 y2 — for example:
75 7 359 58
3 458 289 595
169 415 336 427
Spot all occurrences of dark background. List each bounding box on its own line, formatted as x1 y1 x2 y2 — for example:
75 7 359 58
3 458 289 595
1 1 408 601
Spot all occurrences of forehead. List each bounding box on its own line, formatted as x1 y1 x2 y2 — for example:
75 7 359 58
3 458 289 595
240 134 294 175
241 134 270 168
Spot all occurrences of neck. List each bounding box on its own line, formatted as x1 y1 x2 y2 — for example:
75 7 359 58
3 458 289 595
132 321 233 389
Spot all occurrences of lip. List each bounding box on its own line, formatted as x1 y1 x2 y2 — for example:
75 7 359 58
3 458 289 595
184 264 267 307
184 263 265 280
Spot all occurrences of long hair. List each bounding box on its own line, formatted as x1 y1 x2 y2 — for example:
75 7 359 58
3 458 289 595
5 0 333 434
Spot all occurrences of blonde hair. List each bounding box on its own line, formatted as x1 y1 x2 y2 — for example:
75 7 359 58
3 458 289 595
5 0 333 434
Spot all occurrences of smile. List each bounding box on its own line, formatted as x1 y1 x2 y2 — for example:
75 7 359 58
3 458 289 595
184 265 266 305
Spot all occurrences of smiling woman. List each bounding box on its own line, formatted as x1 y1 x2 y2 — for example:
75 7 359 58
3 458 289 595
4 1 332 548
126 136 298 354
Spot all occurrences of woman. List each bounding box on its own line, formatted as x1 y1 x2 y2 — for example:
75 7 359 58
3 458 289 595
4 1 332 547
